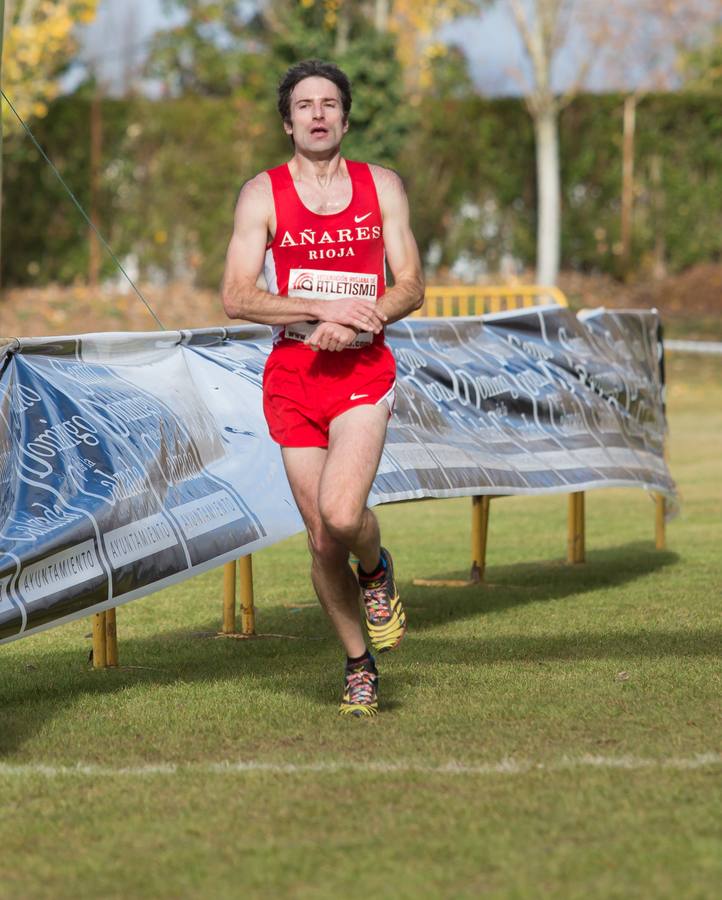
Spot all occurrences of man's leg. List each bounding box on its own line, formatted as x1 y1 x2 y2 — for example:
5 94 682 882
281 404 392 650
320 403 406 655
317 403 390 571
281 446 367 658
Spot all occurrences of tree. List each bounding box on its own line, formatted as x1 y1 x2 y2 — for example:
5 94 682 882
145 1 269 98
1 1 97 288
266 0 480 98
473 0 719 285
147 0 413 166
135 0 414 287
679 26 722 90
2 0 97 130
382 0 476 93
1 1 5 292
595 1 720 277
499 0 616 283
505 0 566 285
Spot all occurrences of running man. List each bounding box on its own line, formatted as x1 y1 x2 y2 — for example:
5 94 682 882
221 59 424 716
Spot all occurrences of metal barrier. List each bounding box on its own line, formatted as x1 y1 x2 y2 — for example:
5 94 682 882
413 284 568 318
89 283 666 665
411 284 666 584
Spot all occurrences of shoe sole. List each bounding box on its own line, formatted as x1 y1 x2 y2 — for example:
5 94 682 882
339 702 378 717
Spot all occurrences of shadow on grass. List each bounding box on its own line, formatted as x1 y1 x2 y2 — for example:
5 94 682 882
0 540 702 757
409 628 722 664
401 541 681 631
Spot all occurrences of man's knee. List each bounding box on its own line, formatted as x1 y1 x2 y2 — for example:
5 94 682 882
318 498 364 545
307 527 347 567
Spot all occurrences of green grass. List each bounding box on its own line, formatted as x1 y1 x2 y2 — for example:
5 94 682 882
1 352 720 900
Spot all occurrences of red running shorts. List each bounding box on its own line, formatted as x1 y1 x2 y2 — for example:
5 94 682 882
262 339 396 448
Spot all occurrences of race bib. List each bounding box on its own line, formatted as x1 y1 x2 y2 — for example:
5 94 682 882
286 268 378 346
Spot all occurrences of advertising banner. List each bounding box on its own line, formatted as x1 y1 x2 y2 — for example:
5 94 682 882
0 306 676 645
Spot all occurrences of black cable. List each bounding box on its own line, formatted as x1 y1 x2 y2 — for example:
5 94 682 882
1 87 165 330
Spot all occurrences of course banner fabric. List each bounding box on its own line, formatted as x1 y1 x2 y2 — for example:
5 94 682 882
0 306 675 645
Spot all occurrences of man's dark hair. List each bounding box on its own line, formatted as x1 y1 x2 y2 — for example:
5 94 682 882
277 60 352 125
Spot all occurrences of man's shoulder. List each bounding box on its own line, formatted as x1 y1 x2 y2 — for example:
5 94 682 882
239 170 274 200
365 164 407 214
367 163 404 192
232 172 276 229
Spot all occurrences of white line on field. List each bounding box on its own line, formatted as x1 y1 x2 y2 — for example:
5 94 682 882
0 754 719 779
665 339 722 355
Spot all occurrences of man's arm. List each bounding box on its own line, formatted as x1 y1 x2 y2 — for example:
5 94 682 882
221 174 386 333
372 166 425 323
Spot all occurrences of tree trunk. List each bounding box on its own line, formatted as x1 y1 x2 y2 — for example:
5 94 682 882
89 92 102 287
534 106 560 285
620 94 636 277
650 153 666 281
335 2 350 56
374 0 389 32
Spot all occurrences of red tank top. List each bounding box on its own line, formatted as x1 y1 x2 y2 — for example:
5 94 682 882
263 160 386 347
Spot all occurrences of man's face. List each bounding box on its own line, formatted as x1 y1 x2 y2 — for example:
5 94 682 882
285 76 348 154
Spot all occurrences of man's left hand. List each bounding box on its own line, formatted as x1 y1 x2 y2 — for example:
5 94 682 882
305 322 358 352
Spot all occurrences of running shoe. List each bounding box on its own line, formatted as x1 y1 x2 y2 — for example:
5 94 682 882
339 654 378 717
360 547 407 653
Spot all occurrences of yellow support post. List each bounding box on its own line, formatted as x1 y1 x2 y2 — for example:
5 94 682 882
567 494 575 563
92 611 107 669
577 491 585 563
655 494 666 550
442 296 453 317
567 492 585 564
105 608 118 667
239 555 256 636
222 560 237 634
470 495 490 583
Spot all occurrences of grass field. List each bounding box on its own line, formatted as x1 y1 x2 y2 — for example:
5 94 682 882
1 352 720 899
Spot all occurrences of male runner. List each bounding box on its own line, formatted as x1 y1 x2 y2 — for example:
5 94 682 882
221 59 424 716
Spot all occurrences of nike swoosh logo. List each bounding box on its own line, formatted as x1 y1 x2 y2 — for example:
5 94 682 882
350 393 369 401
354 213 372 223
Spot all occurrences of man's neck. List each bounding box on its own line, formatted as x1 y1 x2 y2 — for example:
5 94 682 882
289 150 346 187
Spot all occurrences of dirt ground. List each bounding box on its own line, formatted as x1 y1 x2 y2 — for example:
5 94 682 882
558 264 722 338
1 263 720 340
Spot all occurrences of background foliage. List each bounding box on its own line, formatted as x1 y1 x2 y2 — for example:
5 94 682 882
4 85 721 288
2 0 722 288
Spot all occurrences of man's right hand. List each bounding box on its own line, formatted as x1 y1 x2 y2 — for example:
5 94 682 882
316 299 387 334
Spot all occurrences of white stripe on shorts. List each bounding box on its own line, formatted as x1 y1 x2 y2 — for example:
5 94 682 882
376 381 396 415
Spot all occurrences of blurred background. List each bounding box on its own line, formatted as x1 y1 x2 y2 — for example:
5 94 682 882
1 0 720 336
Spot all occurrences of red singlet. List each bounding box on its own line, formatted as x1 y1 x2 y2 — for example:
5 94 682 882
262 161 396 448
